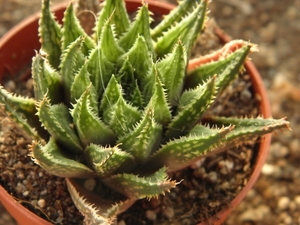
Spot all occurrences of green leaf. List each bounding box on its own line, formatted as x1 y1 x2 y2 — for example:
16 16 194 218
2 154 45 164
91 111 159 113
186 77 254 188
157 40 187 105
99 76 141 132
109 97 142 138
39 0 62 68
155 0 208 57
84 144 135 178
118 3 154 56
37 96 83 153
118 106 162 163
149 73 172 126
147 125 234 172
71 85 116 147
31 51 62 104
0 86 36 116
103 167 177 199
117 58 144 109
116 56 135 85
87 46 115 95
60 36 85 102
94 0 130 38
186 41 253 93
165 75 217 140
129 80 144 110
99 75 123 122
62 2 95 55
207 116 291 151
118 35 152 81
0 86 42 141
151 0 199 40
31 139 95 178
141 63 156 104
99 17 125 63
70 63 98 110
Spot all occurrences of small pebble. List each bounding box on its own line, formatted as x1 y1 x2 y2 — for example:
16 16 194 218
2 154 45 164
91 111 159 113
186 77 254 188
239 205 270 221
218 159 234 174
198 192 209 199
240 88 252 102
262 163 282 178
207 171 218 183
26 78 33 91
289 139 299 156
262 164 276 175
208 200 220 207
279 212 293 225
38 199 46 208
286 6 298 19
193 167 206 178
221 181 230 190
145 210 157 220
84 179 96 192
29 171 37 179
283 215 293 225
19 149 28 156
294 195 300 207
288 201 296 212
243 163 250 172
189 189 197 198
270 142 289 158
22 180 28 185
23 191 29 197
4 80 16 92
278 196 290 210
16 138 25 146
260 22 276 42
16 170 25 179
15 182 27 194
246 189 256 198
40 189 48 196
162 206 174 219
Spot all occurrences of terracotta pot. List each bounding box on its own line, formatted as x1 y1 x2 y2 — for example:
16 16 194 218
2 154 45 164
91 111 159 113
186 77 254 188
0 0 271 224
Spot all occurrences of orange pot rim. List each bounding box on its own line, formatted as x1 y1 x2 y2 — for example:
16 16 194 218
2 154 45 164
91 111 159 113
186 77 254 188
0 1 271 225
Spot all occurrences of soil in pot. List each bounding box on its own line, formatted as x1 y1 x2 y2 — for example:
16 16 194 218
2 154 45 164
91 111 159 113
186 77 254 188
0 19 261 224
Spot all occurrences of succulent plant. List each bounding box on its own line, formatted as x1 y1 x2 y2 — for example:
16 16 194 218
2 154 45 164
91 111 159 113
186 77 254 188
0 0 290 224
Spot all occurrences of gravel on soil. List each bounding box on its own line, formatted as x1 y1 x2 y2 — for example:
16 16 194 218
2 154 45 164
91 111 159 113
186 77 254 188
1 0 300 224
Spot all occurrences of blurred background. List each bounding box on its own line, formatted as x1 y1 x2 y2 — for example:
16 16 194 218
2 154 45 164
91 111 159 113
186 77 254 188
0 0 299 224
